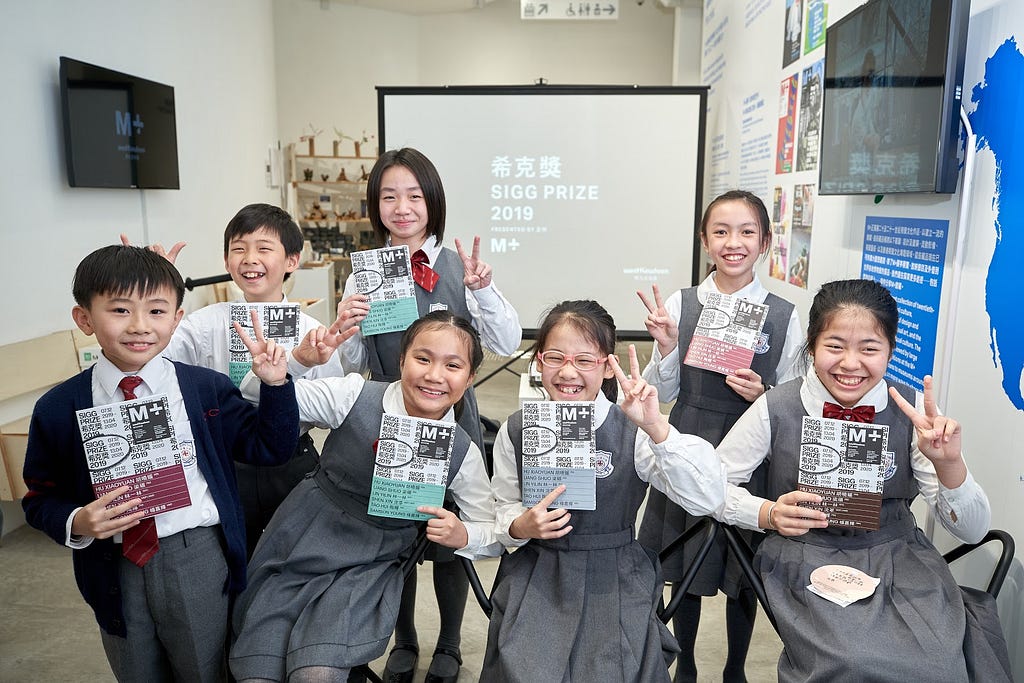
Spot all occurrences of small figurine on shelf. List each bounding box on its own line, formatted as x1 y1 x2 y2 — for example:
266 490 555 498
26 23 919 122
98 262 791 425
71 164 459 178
303 168 314 181
336 167 349 182
321 173 330 182
300 123 323 156
306 201 329 221
359 164 369 181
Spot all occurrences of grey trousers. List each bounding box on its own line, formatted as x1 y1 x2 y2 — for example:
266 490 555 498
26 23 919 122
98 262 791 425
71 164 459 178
100 524 229 683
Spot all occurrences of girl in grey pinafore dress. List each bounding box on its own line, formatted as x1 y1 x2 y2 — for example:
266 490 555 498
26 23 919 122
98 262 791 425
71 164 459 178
230 313 502 683
483 300 726 683
751 377 1012 682
713 280 1011 682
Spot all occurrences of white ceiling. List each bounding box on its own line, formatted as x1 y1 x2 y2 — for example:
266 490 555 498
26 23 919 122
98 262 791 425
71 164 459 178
320 0 496 15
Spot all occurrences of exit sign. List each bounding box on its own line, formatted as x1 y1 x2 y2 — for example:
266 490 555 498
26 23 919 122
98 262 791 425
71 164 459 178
521 1 620 20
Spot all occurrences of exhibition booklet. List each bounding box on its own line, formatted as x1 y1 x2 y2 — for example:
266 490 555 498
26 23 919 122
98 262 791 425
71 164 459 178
368 413 454 521
683 292 769 376
76 395 192 518
350 245 419 336
521 400 596 510
227 302 301 386
796 415 888 530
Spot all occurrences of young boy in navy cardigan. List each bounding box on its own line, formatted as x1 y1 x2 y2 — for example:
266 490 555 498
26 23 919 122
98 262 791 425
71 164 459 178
21 245 299 682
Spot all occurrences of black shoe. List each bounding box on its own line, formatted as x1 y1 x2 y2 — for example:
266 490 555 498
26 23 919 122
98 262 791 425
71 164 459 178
347 666 369 683
423 647 462 683
382 643 419 683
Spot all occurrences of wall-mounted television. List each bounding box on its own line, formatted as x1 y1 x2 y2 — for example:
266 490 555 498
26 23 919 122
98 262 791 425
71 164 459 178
818 0 970 195
59 57 179 189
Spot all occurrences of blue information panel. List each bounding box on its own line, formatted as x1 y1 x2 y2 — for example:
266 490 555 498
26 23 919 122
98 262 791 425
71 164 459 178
860 216 949 391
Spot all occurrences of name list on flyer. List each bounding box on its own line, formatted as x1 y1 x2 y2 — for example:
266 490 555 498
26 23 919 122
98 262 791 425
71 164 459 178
76 395 191 518
228 302 301 386
368 413 455 521
684 292 769 376
351 245 419 336
796 415 888 530
521 400 596 510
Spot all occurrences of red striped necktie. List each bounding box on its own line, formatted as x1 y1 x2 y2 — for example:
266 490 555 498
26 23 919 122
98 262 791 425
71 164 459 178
822 401 875 423
118 375 159 567
411 249 440 293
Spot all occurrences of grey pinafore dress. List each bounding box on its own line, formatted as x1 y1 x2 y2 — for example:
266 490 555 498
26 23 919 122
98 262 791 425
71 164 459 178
481 406 678 683
758 379 1012 682
229 381 471 681
638 287 793 596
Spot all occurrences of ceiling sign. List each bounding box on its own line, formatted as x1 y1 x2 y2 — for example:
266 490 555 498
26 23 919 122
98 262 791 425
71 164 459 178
521 1 620 20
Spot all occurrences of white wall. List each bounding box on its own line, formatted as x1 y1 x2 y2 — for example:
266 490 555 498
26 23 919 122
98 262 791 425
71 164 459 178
0 0 280 530
272 0 678 152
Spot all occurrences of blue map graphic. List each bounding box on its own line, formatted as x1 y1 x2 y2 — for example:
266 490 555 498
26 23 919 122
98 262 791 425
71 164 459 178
969 37 1024 411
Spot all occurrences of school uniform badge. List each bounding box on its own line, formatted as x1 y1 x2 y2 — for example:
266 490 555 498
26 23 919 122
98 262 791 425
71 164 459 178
429 302 448 312
180 440 197 469
881 450 897 480
594 450 614 478
753 332 770 354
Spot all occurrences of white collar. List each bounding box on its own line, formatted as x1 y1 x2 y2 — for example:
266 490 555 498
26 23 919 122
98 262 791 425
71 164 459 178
696 271 767 306
386 234 440 263
94 352 174 399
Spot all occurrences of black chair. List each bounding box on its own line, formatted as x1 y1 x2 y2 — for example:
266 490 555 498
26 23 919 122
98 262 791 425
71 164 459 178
718 523 1016 635
460 515 722 625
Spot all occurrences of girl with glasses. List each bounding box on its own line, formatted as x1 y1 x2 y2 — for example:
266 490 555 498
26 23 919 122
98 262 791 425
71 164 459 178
482 300 727 682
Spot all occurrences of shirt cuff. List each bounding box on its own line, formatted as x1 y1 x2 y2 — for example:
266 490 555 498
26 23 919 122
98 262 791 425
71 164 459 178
470 283 501 308
65 508 94 549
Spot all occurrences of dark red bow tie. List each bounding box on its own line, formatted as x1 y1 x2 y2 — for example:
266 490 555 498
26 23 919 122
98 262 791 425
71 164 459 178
411 249 439 293
823 402 875 423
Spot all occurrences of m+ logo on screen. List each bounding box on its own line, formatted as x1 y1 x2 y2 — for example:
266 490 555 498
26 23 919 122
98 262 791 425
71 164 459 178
115 110 145 137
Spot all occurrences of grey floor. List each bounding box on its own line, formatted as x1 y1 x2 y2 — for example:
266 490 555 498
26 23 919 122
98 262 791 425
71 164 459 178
0 343 782 682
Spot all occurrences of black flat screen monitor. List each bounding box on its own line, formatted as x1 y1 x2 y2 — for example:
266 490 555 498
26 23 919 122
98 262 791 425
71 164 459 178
818 0 969 195
59 57 179 189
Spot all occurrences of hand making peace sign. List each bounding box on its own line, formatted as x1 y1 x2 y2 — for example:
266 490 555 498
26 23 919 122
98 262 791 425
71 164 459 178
637 284 678 357
231 309 289 386
455 236 492 290
888 375 965 474
608 344 671 444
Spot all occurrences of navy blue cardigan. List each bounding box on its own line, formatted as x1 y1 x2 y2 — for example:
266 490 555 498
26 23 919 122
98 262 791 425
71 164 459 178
22 361 299 637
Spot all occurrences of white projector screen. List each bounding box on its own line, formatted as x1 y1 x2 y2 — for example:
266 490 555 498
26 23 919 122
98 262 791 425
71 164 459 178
379 85 707 338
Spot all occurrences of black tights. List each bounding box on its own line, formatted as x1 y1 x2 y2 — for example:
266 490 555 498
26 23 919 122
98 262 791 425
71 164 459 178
392 559 469 653
670 587 757 683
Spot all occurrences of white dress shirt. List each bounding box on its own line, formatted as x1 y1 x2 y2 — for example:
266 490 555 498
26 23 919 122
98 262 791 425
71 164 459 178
714 367 991 543
642 272 804 400
166 295 345 381
240 372 502 560
490 392 727 549
66 353 220 548
336 235 522 373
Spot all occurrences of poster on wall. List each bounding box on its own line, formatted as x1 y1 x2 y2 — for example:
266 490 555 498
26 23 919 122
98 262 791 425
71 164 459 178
860 216 948 391
777 75 798 174
783 0 804 68
770 185 790 282
797 59 824 172
803 0 826 54
788 183 815 289
739 89 772 198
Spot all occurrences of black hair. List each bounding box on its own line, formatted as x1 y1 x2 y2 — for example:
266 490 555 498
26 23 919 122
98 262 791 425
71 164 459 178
699 189 772 259
223 203 303 280
806 279 899 356
399 310 484 375
366 148 447 247
73 245 185 309
531 300 618 402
